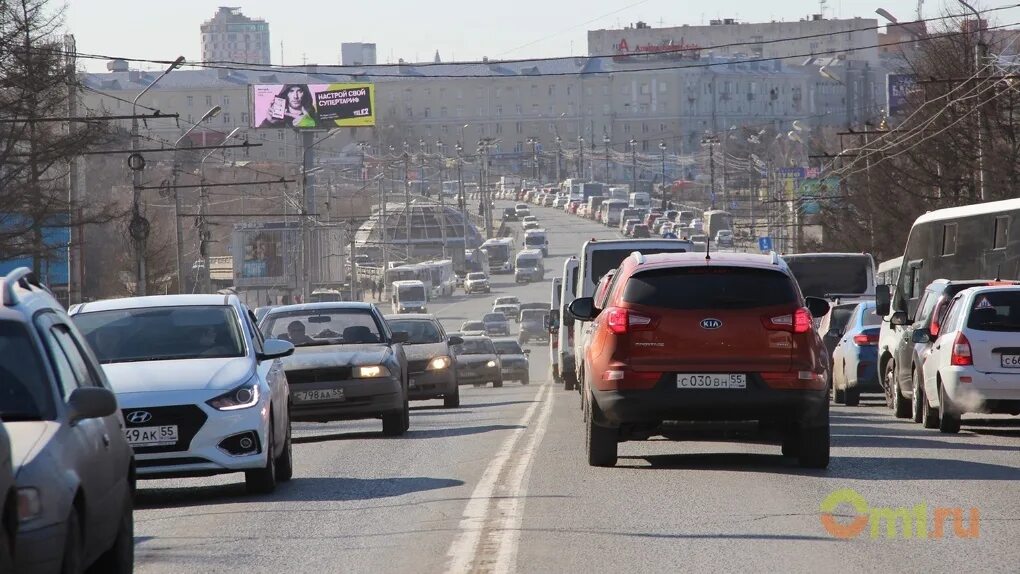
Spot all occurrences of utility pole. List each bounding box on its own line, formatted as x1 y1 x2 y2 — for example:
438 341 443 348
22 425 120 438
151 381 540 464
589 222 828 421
403 143 411 259
578 136 585 180
437 140 448 259
658 141 667 209
65 34 83 304
456 143 467 247
959 0 988 201
629 139 638 194
603 134 611 184
701 134 720 210
555 136 562 182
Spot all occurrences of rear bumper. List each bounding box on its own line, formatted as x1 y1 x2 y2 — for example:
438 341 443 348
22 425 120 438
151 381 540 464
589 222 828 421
943 367 1020 413
407 369 457 400
593 378 828 427
849 358 882 391
457 365 502 385
501 365 530 382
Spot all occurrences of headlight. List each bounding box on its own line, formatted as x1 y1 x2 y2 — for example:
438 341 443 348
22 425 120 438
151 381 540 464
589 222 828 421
486 360 497 368
356 365 391 378
18 488 41 523
427 356 452 370
207 380 261 411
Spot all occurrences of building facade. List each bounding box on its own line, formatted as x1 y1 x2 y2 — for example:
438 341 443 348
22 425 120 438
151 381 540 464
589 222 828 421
341 43 377 66
201 7 271 65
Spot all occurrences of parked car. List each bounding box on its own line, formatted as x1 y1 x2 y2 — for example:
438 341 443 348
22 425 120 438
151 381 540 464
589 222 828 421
460 320 487 336
830 301 883 406
254 305 274 322
482 312 511 336
72 293 294 494
385 315 463 408
452 336 503 387
260 302 409 436
493 339 531 385
919 285 1020 433
518 308 550 344
6 268 135 572
569 252 831 468
463 272 491 294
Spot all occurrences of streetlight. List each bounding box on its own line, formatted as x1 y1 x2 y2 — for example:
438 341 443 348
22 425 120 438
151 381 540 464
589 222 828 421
169 105 221 293
194 126 242 294
658 141 668 209
300 127 343 300
577 136 585 180
527 136 539 181
554 136 562 182
131 55 185 296
628 138 638 194
455 142 467 248
959 0 987 201
436 139 448 258
603 133 611 183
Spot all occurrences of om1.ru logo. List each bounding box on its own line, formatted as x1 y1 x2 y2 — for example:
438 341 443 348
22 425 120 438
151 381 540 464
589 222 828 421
820 488 979 539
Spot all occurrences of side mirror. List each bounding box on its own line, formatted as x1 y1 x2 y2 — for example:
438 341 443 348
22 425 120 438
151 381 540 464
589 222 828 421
890 311 910 327
259 338 295 361
67 387 117 426
567 297 598 322
876 284 891 317
804 296 831 319
910 329 932 344
448 335 464 346
392 331 409 344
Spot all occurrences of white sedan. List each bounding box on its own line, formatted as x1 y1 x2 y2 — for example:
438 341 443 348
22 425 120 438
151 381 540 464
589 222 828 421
71 294 295 494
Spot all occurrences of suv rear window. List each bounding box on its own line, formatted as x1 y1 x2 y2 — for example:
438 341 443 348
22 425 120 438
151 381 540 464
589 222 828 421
622 267 798 310
967 291 1020 332
0 321 55 421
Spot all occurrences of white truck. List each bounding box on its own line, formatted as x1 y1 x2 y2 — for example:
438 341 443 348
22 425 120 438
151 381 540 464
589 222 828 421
629 192 651 209
523 228 549 257
557 256 580 389
549 276 563 384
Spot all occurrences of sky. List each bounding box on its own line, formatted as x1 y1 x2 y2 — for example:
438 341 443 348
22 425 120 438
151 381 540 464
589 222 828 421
66 0 1020 72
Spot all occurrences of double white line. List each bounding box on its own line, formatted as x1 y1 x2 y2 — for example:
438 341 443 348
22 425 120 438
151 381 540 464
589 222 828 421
445 383 556 573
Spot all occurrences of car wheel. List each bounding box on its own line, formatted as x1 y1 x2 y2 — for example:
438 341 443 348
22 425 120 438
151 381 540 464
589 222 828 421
444 386 461 408
938 383 961 434
890 365 911 419
797 423 830 469
245 420 278 494
87 495 133 574
564 371 577 391
382 401 409 436
845 387 860 407
275 417 294 482
911 369 925 423
493 380 503 388
780 427 799 458
60 508 84 574
921 382 940 428
586 395 618 467
833 381 846 404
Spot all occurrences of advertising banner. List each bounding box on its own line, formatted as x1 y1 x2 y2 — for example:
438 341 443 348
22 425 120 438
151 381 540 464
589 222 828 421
232 222 301 289
887 74 916 117
250 83 375 129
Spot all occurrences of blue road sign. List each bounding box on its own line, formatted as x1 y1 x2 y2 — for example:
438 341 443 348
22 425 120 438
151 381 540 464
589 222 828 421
758 237 773 252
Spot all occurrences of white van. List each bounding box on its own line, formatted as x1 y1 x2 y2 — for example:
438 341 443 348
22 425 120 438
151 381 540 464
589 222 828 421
629 192 650 209
524 228 549 257
558 256 580 390
514 250 545 283
391 280 428 314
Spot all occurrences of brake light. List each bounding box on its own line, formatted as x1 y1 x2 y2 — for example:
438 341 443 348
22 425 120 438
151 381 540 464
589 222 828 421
760 371 826 390
950 332 973 366
763 308 812 334
853 332 879 346
931 300 946 337
604 307 653 335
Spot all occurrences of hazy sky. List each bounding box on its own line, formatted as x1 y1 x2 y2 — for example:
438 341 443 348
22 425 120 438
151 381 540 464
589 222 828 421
66 0 1019 71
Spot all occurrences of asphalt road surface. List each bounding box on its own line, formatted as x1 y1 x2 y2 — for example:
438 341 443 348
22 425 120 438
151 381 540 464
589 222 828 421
134 202 1020 573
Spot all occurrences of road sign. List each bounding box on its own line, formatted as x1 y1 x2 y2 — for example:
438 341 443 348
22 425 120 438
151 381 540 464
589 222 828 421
758 237 773 252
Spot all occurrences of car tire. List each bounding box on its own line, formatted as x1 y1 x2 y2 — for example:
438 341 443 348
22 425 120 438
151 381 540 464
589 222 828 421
938 383 961 434
891 366 911 419
60 508 84 574
586 396 618 467
921 383 940 428
87 495 133 574
833 382 846 405
911 369 925 423
564 371 577 391
275 417 294 482
245 421 278 494
797 423 830 469
780 428 799 458
845 387 860 407
444 386 461 408
382 401 409 436
493 380 503 388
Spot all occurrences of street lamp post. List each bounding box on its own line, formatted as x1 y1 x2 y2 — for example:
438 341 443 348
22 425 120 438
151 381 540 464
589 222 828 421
701 134 720 209
131 55 184 296
195 126 242 294
170 105 221 293
577 136 585 180
658 141 667 209
603 134 611 184
300 127 343 300
628 139 638 194
456 142 468 251
436 140 448 258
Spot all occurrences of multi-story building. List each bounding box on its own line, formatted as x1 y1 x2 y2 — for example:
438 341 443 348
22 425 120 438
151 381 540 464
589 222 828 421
200 6 271 65
341 43 377 66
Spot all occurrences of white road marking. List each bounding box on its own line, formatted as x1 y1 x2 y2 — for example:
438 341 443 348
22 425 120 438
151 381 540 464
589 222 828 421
445 384 555 573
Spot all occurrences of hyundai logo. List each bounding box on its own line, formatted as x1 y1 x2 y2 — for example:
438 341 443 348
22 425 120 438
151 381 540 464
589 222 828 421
126 410 152 424
700 318 723 330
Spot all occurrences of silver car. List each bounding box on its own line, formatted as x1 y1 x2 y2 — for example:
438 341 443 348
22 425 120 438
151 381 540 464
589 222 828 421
2 268 134 573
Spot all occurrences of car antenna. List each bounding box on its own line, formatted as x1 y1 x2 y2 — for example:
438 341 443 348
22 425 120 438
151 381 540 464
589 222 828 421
705 234 711 261
996 263 1002 281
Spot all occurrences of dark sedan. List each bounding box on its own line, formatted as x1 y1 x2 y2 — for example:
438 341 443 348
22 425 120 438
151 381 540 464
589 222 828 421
385 314 463 408
453 336 503 388
493 339 530 385
261 303 410 436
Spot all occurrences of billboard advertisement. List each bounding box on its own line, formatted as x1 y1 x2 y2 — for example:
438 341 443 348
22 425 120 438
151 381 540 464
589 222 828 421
250 83 375 129
887 74 917 117
232 222 301 289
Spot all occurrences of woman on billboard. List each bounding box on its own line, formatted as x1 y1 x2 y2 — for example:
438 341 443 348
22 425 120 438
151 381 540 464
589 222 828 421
258 84 318 128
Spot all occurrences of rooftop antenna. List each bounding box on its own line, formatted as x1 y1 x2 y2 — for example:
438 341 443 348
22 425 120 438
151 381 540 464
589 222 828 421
996 263 1002 281
705 234 712 261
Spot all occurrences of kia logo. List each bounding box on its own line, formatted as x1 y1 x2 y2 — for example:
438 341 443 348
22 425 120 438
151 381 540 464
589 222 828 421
700 318 723 330
126 411 152 424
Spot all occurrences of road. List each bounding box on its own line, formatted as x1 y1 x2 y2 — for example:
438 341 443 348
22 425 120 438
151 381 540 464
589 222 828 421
134 202 1020 573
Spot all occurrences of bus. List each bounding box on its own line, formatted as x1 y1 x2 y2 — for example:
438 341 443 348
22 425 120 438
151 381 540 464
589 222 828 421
782 253 876 301
386 264 433 295
480 237 515 274
876 256 903 287
703 210 734 239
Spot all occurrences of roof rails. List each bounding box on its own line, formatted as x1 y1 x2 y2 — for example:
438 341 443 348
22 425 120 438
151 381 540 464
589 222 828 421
770 251 781 265
630 251 645 265
2 267 47 306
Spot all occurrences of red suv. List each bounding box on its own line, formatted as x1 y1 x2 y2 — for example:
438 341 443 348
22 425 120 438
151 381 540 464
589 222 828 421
568 251 832 468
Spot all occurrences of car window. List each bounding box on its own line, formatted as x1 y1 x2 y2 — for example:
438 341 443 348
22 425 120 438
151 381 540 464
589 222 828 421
387 319 443 344
622 267 797 310
966 291 1020 332
262 309 383 346
454 339 496 355
860 305 882 327
914 291 936 324
483 313 506 322
492 340 523 354
0 320 56 421
827 306 857 334
40 325 83 399
51 326 100 388
941 299 964 334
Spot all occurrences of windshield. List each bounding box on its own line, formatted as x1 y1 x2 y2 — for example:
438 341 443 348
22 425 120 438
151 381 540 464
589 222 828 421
386 319 443 344
484 313 507 322
74 306 245 363
522 310 546 322
493 340 524 355
784 255 871 298
0 321 55 421
461 321 486 331
495 297 519 305
590 247 690 285
398 285 426 300
454 338 496 355
525 236 545 245
827 305 858 333
262 309 383 346
517 257 541 269
467 273 486 280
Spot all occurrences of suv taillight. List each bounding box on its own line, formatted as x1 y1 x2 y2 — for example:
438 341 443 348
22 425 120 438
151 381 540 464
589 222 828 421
762 308 812 334
950 332 973 366
605 307 653 335
931 299 947 337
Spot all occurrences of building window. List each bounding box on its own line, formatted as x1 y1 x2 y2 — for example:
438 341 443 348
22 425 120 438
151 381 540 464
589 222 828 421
659 81 668 93
424 87 431 97
603 103 610 114
277 130 284 140
442 124 449 133
222 112 231 124
457 89 463 99
494 87 501 98
424 107 431 118
516 122 523 134
995 216 1010 249
496 124 503 135
441 106 448 117
187 95 194 107
624 124 631 133
406 107 413 118
567 85 572 96
223 95 229 107
205 95 213 106
496 105 502 116
585 86 593 96
456 106 464 117
639 83 650 95
515 104 522 115
531 84 538 96
548 85 555 96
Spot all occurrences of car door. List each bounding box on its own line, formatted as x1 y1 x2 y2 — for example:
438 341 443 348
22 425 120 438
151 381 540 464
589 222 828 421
896 289 936 392
924 297 964 402
246 308 287 456
36 315 119 555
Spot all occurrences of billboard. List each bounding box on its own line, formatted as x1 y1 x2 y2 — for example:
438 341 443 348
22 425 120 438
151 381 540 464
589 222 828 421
250 83 375 129
887 74 917 117
232 222 301 289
